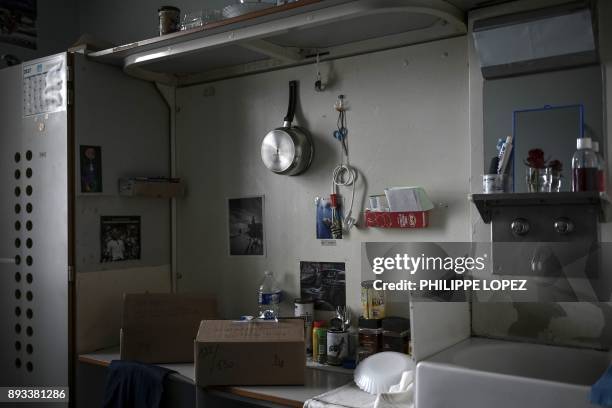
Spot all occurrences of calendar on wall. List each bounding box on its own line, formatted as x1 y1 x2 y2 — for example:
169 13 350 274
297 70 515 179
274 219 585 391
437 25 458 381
22 56 66 117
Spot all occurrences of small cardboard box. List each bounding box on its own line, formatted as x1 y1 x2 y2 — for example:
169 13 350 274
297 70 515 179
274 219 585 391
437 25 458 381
194 319 305 386
121 293 217 364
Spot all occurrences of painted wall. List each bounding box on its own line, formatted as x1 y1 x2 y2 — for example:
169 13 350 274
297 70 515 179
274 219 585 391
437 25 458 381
469 0 612 350
73 55 172 352
77 0 235 46
175 37 470 319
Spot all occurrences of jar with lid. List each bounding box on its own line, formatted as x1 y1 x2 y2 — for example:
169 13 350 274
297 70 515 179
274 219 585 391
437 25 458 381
382 317 410 354
358 316 382 362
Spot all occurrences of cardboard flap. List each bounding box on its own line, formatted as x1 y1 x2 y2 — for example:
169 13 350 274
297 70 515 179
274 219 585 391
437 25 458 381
196 320 304 343
122 293 218 330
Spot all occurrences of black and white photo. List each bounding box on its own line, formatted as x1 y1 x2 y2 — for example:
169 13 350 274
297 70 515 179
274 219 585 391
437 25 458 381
100 216 141 262
228 196 264 256
300 261 346 311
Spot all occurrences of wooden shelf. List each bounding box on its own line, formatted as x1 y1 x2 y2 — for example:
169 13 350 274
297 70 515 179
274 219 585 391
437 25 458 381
469 192 609 223
86 0 466 86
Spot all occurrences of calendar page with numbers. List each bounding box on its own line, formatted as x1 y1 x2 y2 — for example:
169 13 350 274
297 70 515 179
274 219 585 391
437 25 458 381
22 56 67 118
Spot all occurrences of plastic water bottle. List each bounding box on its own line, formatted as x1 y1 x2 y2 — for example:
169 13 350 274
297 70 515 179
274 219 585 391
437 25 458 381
258 270 282 320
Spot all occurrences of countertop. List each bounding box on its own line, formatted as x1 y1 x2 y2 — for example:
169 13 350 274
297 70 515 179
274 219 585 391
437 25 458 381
79 348 354 407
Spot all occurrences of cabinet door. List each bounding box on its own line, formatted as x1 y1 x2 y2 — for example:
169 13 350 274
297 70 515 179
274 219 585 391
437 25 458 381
0 53 71 401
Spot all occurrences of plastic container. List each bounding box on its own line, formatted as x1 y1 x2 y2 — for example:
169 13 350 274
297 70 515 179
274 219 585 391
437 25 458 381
382 317 411 354
593 141 607 193
358 317 382 362
572 137 599 192
361 280 386 319
257 270 282 320
312 321 327 364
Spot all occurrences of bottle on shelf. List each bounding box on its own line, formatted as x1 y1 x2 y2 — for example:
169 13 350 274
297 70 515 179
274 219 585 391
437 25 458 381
257 270 282 320
572 137 599 192
592 141 607 193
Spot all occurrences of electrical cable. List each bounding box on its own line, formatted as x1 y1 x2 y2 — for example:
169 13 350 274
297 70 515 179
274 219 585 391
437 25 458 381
331 95 357 231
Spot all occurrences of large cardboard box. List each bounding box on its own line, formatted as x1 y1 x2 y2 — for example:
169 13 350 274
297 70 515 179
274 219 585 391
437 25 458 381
120 293 217 363
194 319 305 386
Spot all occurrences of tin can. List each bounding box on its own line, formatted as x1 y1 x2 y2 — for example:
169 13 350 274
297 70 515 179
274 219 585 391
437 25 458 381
294 298 314 322
295 299 315 356
158 6 180 36
326 329 348 365
312 321 327 364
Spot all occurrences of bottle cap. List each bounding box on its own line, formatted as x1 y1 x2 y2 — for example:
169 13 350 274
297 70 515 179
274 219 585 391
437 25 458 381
593 141 600 152
577 137 592 150
313 320 327 328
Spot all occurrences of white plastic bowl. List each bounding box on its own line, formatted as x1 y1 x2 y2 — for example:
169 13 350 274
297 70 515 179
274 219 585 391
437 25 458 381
354 352 414 395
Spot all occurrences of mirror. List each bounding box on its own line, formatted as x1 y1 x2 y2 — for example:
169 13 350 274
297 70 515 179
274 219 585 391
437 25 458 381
483 65 604 193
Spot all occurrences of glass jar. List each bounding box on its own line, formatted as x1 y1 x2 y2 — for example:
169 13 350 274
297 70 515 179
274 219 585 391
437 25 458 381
358 317 382 362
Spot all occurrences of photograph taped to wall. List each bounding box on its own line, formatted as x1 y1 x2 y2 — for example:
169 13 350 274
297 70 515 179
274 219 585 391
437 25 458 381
228 196 264 256
100 216 141 262
300 261 346 311
79 145 102 193
0 0 37 49
316 196 342 240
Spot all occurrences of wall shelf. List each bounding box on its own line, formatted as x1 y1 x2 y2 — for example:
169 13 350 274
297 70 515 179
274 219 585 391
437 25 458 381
469 192 609 224
86 0 466 86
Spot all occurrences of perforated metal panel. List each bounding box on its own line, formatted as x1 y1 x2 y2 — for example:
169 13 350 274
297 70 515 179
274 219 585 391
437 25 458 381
0 54 70 404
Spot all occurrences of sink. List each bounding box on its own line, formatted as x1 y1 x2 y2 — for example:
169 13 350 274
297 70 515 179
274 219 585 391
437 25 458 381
416 338 610 408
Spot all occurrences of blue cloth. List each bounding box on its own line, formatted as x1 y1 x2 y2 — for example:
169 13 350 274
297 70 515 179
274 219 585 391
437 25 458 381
103 360 175 408
591 365 612 406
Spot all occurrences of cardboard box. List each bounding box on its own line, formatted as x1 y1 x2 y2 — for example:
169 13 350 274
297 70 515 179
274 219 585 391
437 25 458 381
118 178 185 198
120 293 217 363
194 320 305 386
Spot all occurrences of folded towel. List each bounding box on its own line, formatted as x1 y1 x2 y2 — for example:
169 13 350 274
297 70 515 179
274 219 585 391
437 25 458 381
592 366 612 407
103 360 175 408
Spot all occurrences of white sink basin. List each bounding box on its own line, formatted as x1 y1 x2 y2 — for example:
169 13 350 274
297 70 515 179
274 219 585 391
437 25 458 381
416 338 610 408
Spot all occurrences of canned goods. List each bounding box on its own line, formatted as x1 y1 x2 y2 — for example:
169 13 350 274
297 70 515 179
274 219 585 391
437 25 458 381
295 299 315 356
326 329 348 365
294 298 314 323
312 321 327 364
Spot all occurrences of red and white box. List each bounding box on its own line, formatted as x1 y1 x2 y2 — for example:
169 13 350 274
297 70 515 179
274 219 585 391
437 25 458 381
364 210 429 228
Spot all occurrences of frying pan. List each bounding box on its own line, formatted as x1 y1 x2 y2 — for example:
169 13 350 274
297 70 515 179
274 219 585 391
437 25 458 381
261 80 314 176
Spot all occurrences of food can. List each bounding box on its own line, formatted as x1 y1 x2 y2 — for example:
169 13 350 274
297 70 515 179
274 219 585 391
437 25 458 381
295 299 315 356
312 321 327 364
327 329 348 365
158 6 180 36
294 298 314 323
361 280 386 319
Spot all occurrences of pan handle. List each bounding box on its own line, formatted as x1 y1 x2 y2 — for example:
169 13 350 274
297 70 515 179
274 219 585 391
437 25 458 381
283 80 297 126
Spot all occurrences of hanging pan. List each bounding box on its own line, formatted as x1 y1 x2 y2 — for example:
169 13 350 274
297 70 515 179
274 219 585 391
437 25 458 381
261 80 314 176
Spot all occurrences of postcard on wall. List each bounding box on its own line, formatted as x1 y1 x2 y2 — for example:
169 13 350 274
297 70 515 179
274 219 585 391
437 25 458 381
0 0 37 49
228 196 264 256
300 261 346 311
79 145 102 193
100 216 141 262
315 196 342 240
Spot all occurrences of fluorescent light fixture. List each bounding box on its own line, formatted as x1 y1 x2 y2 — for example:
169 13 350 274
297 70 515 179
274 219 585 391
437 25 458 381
473 2 598 78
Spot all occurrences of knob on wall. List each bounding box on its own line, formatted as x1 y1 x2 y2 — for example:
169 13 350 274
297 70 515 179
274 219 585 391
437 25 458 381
510 218 530 236
554 218 574 235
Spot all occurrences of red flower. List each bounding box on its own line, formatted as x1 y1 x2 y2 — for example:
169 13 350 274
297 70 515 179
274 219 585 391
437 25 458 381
524 148 546 168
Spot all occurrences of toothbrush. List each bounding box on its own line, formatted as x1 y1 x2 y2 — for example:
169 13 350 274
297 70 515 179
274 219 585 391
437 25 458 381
497 136 513 175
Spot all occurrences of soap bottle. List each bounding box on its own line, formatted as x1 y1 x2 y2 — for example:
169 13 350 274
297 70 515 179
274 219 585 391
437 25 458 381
572 137 599 192
592 141 607 193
